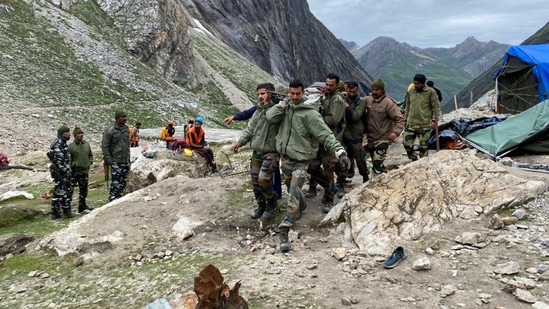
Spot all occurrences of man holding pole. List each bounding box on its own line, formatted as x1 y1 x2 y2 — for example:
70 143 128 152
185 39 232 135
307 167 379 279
402 74 440 160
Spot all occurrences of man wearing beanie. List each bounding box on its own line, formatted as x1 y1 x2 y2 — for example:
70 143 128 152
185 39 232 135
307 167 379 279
403 74 439 161
48 125 73 219
365 79 405 174
68 127 94 214
102 110 130 202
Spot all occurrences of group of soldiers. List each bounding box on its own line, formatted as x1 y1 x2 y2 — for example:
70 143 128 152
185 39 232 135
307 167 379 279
233 73 439 252
48 110 131 219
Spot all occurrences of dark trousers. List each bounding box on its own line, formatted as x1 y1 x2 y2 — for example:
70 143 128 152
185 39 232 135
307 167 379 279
68 172 89 208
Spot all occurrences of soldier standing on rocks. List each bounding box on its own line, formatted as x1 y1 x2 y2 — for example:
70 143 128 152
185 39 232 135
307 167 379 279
68 127 94 214
48 125 73 219
266 79 351 252
102 110 131 202
232 83 280 220
403 74 439 161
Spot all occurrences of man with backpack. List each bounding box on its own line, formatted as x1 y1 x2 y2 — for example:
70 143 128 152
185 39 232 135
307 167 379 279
102 110 131 202
68 127 94 214
129 122 141 147
160 120 175 149
48 125 73 219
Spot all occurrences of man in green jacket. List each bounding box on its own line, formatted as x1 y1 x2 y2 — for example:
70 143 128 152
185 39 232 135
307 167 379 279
306 73 347 212
266 79 351 253
403 74 439 161
102 110 131 202
233 83 280 220
68 127 94 214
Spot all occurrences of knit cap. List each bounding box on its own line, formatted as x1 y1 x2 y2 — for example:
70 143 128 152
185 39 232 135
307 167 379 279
73 127 84 137
371 79 385 91
115 110 127 119
57 125 70 136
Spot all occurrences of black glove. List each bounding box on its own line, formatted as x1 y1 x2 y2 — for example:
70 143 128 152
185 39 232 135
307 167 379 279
339 154 351 170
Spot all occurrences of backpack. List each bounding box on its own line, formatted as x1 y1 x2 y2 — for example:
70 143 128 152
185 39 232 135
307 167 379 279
160 127 167 140
0 152 8 167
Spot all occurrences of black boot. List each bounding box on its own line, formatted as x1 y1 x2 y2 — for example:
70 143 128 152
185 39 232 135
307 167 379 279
51 209 62 220
250 202 266 219
336 183 346 198
304 178 317 198
62 208 74 219
322 198 334 214
263 198 277 219
279 227 291 252
78 203 94 214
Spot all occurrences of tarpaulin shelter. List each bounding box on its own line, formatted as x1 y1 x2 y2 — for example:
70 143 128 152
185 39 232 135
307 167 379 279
464 99 549 158
493 44 549 114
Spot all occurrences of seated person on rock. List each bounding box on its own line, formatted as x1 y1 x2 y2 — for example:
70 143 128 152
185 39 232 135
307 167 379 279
185 117 217 173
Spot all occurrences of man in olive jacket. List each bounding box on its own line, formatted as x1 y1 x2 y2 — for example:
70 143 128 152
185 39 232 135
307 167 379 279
266 79 350 253
102 110 131 202
68 127 94 214
403 74 439 160
233 83 280 220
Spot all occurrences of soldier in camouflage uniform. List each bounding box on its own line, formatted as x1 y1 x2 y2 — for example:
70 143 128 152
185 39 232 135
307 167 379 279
49 125 73 219
266 79 351 253
233 83 280 220
365 79 405 173
68 127 94 214
403 74 439 160
306 73 347 213
102 110 131 202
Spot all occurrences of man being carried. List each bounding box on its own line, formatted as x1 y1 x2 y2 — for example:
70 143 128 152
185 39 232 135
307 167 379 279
266 79 350 253
365 79 405 174
233 83 280 220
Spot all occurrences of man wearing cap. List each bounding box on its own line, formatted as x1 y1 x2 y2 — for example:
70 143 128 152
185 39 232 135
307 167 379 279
102 110 131 202
403 74 439 160
365 79 405 173
185 116 217 173
68 127 94 214
165 120 175 149
48 125 73 219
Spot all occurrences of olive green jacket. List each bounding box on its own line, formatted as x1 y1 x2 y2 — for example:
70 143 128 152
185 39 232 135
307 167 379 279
404 86 439 128
237 100 279 153
320 90 346 141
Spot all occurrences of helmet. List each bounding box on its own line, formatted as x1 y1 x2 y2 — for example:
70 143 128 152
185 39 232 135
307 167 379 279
167 120 174 125
195 117 204 124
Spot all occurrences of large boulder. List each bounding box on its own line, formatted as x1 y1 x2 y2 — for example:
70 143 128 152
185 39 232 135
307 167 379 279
324 150 547 256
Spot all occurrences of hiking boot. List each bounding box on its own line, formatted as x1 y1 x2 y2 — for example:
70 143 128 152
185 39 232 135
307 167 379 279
62 209 74 219
336 184 346 198
383 246 407 269
78 206 94 214
304 186 317 198
263 198 276 220
322 199 333 214
279 227 291 253
50 210 62 220
250 202 266 220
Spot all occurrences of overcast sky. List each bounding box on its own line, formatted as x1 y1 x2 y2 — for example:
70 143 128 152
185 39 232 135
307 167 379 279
307 0 548 48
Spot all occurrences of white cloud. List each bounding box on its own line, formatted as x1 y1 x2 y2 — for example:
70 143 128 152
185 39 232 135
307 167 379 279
307 0 548 48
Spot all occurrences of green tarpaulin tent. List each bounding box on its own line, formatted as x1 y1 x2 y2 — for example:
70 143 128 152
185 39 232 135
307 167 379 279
464 99 549 157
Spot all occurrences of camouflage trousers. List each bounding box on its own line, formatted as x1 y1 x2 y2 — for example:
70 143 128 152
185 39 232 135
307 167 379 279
67 172 89 208
366 140 390 174
52 174 71 212
250 151 279 203
307 146 337 201
402 126 430 161
279 156 309 228
109 162 130 202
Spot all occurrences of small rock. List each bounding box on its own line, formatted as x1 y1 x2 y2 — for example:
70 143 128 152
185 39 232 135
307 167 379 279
494 261 520 275
341 297 352 306
532 301 549 309
512 209 528 220
440 284 456 297
425 247 435 255
513 288 537 303
412 257 431 271
28 270 39 278
489 214 504 229
332 247 347 260
502 216 518 225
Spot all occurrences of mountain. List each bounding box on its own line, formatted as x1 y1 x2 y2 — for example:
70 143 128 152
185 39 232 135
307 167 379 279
0 0 372 149
451 22 549 113
352 36 473 102
339 39 360 55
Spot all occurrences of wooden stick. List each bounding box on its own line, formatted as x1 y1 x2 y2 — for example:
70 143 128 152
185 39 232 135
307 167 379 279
454 95 458 111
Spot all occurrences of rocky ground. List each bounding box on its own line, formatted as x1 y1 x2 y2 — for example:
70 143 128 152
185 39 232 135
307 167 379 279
1 104 549 308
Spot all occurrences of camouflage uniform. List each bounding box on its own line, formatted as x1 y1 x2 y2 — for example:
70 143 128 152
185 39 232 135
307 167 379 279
237 98 280 218
365 94 405 173
68 137 93 211
403 86 439 160
49 136 72 213
102 122 130 202
307 89 346 206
